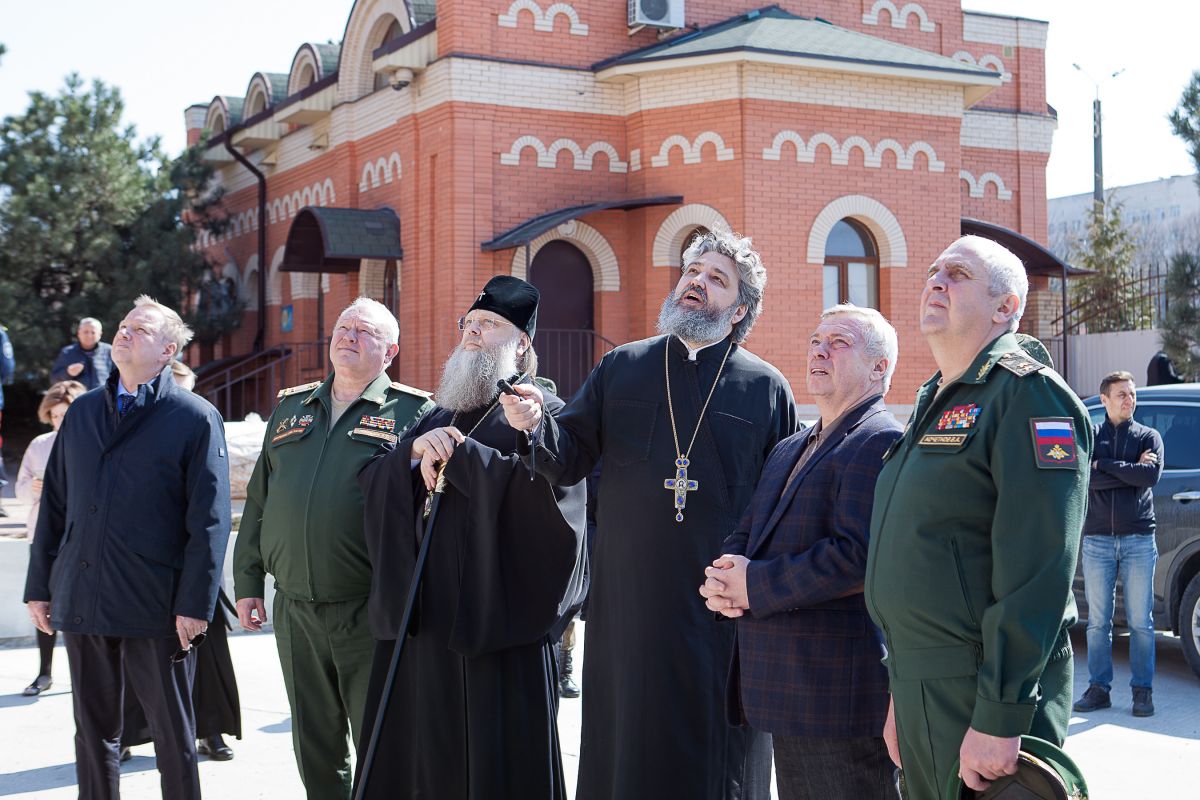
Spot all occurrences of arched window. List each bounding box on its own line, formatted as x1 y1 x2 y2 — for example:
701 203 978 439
297 63 316 90
823 219 879 309
373 17 404 91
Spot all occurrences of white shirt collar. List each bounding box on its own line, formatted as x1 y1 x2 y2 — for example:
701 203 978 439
678 336 724 362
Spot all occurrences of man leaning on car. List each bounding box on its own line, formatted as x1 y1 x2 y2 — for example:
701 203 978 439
1074 370 1165 717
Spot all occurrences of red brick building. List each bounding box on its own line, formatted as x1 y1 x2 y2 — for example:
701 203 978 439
188 0 1064 415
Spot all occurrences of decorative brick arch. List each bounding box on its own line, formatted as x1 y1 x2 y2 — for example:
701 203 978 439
863 0 935 32
508 220 619 291
498 0 589 35
806 196 907 268
267 246 286 306
338 0 412 102
651 203 733 268
242 254 260 307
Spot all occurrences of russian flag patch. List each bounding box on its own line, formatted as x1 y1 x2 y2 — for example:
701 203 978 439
1030 417 1078 469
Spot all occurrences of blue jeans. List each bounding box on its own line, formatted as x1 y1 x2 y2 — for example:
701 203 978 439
1082 533 1157 691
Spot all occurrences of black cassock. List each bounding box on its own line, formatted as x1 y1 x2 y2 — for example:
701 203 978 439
356 385 586 800
526 334 797 800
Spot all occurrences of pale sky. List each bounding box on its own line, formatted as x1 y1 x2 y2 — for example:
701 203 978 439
1 1 1197 199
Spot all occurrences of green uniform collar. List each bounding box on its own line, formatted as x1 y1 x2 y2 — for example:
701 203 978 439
928 332 1021 391
301 372 394 408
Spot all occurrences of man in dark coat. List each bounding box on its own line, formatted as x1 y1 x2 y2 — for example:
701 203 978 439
503 232 798 800
355 276 586 800
23 296 231 800
701 305 902 799
51 317 115 389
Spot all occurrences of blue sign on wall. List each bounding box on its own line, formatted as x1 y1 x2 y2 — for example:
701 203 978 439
281 305 294 333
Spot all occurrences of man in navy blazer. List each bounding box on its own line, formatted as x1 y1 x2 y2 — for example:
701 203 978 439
24 296 230 800
701 304 902 799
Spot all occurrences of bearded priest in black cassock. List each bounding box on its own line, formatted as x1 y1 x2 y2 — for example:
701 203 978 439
355 276 586 800
502 231 799 800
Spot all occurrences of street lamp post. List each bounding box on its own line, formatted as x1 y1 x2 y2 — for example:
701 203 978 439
1072 63 1125 210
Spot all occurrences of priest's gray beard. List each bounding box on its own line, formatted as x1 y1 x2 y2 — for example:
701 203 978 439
434 338 520 412
656 290 740 346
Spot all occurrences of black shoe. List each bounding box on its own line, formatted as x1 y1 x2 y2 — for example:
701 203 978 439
1132 687 1155 717
22 675 52 696
1072 685 1111 712
119 747 133 763
197 735 234 761
558 650 580 699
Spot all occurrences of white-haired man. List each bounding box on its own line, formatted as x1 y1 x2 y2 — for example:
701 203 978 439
502 231 798 800
233 297 433 800
700 305 902 799
25 296 231 799
865 236 1091 798
52 317 115 389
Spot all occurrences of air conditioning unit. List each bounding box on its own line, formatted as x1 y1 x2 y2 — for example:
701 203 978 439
628 0 684 29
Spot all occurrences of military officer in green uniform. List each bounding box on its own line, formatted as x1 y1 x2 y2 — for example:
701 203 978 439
234 297 433 800
865 236 1091 800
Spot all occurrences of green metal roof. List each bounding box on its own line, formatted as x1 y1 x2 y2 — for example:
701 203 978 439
595 5 998 82
411 0 436 24
312 43 341 76
282 207 403 273
261 72 289 102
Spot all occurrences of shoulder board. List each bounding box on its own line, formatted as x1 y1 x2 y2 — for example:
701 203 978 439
390 381 432 399
277 381 322 399
996 350 1045 377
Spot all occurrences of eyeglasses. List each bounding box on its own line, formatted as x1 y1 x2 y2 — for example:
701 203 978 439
457 316 510 333
169 631 207 664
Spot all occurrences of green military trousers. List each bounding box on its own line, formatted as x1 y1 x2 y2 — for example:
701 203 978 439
274 593 376 800
893 644 1073 800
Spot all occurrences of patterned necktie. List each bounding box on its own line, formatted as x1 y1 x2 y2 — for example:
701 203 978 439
117 394 134 419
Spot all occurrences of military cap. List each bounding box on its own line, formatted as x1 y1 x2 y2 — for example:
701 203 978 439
945 736 1088 799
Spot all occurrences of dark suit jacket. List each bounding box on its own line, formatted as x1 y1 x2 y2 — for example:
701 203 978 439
23 365 231 637
722 395 901 737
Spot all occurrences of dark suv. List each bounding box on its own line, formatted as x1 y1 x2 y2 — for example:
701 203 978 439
1080 383 1200 681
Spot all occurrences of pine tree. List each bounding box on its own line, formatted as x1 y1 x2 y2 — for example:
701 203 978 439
1166 71 1200 376
0 75 227 382
1068 201 1151 333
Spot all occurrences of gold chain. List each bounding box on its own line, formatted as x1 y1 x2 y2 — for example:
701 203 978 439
664 337 735 462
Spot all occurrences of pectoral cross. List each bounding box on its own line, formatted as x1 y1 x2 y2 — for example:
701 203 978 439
663 456 698 523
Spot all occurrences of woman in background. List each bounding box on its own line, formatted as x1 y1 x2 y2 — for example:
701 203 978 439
16 380 87 696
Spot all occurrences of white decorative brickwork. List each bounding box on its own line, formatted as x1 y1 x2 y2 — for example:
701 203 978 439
267 246 286 306
862 1 935 33
358 258 394 298
744 64 961 117
359 151 404 191
650 132 734 167
960 169 1013 200
498 136 627 172
652 204 733 268
242 254 260 307
806 196 907 268
267 179 337 225
509 220 620 291
762 131 945 172
963 12 1048 49
629 149 641 172
951 51 1011 82
962 110 1055 153
338 0 412 103
498 0 588 36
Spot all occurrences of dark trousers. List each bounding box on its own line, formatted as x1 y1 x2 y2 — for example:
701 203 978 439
64 632 200 800
774 734 899 800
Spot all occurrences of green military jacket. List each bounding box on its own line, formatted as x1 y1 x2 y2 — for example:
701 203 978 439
233 372 433 603
865 333 1092 737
